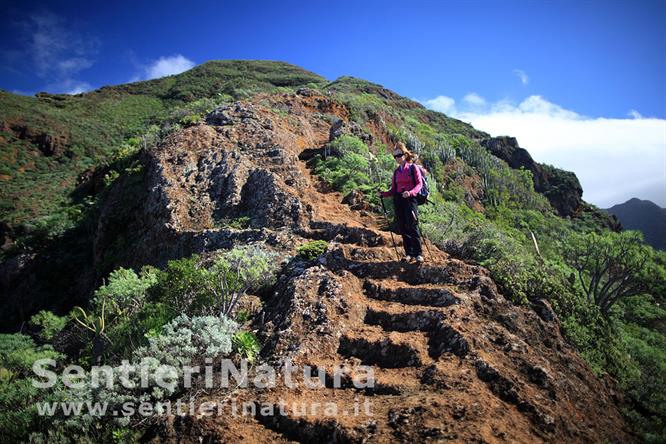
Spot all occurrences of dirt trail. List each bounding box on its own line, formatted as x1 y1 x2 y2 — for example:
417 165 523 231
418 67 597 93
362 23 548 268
232 166 549 443
145 93 634 443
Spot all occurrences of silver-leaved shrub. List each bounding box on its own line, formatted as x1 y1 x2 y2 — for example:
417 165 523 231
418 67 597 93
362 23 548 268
46 314 238 439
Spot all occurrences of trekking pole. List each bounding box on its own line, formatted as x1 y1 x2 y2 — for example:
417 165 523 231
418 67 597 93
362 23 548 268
379 194 401 261
412 210 433 262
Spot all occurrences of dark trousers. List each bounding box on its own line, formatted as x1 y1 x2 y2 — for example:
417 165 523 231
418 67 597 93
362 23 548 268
393 195 423 257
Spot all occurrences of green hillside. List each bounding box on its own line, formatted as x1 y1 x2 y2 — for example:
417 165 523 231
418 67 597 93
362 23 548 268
0 60 325 232
0 60 664 442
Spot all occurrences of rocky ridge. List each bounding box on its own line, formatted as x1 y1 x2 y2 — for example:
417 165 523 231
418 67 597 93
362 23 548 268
102 90 636 443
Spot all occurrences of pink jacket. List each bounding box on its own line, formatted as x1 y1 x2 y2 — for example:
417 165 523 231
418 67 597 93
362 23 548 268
380 162 423 198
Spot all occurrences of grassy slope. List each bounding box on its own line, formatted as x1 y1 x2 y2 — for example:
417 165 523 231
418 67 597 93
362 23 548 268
0 60 326 228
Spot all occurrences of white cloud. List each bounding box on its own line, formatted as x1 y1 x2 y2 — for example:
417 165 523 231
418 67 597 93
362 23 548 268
421 93 666 207
63 81 92 95
463 92 486 107
145 55 195 80
513 69 529 85
57 57 94 76
422 95 456 115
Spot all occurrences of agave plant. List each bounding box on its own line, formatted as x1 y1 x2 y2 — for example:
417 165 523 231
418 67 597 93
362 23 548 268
72 299 107 365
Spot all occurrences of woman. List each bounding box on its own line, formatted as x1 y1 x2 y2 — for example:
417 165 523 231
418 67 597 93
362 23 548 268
377 142 424 263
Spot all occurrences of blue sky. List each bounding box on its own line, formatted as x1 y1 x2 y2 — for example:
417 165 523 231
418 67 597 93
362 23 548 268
1 0 665 206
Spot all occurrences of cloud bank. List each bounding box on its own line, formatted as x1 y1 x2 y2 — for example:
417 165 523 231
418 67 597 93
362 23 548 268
422 94 666 208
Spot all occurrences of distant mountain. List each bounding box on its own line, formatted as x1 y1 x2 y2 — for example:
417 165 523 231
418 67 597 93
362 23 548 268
605 198 666 250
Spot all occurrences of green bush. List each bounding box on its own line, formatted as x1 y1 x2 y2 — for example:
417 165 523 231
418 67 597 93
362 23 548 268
297 240 329 260
233 331 261 363
30 311 68 341
105 302 175 360
313 135 394 198
335 92 386 123
150 255 208 315
79 267 163 360
227 216 251 229
78 247 278 362
203 245 279 316
93 267 158 319
135 314 238 367
151 246 279 317
179 113 202 126
560 306 638 380
0 334 63 443
103 170 120 187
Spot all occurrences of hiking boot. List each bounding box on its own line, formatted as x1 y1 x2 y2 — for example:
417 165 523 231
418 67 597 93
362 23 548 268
402 255 412 262
415 255 424 263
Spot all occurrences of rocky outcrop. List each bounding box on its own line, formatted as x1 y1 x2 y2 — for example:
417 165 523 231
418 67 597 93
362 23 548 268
481 136 584 217
92 93 356 273
328 118 372 145
1 120 69 157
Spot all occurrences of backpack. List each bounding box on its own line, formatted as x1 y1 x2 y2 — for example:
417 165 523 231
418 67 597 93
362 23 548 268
392 163 430 205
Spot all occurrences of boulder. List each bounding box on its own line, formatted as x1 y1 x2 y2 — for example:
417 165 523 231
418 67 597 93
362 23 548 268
328 118 372 145
342 189 370 211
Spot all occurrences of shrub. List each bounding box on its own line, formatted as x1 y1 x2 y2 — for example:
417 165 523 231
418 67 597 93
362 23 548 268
103 170 120 187
151 246 279 317
81 247 277 362
560 306 637 380
313 135 392 197
93 267 158 320
135 314 238 367
30 310 68 341
179 113 202 126
76 267 161 361
202 245 279 316
336 92 386 123
227 216 251 229
0 334 62 373
0 334 63 443
235 309 252 323
150 255 208 315
620 318 666 442
297 240 329 260
44 314 239 440
233 331 261 363
105 302 175 360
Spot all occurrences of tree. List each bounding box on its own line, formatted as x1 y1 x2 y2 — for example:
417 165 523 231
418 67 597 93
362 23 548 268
564 230 666 315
